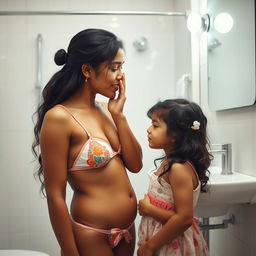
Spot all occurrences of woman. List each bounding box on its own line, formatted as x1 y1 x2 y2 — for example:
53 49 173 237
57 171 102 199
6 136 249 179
32 28 143 256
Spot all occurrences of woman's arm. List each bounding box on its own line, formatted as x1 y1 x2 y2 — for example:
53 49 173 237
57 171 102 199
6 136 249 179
138 194 175 224
40 108 80 256
112 113 143 172
108 74 143 173
137 164 194 256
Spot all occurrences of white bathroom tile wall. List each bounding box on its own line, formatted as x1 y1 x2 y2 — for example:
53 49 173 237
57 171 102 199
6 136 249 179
6 16 28 33
66 0 173 11
0 233 9 248
0 34 8 79
5 34 34 131
210 228 249 256
234 204 256 246
0 34 9 131
0 86 9 130
28 190 52 233
0 17 8 33
26 0 69 11
0 158 9 235
8 169 30 234
173 0 192 83
67 0 94 10
0 0 27 10
9 233 30 250
29 231 58 256
208 212 250 255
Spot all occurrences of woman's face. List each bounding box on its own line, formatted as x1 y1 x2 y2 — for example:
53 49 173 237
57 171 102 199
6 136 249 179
89 48 125 99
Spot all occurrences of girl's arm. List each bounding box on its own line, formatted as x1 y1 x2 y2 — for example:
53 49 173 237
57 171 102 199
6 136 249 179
108 74 143 173
137 163 194 256
138 194 176 224
40 108 80 256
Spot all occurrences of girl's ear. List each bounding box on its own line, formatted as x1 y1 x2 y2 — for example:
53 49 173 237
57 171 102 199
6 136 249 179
81 64 91 79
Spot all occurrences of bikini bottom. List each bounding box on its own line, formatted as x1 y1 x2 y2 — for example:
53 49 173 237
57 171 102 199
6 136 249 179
71 217 133 248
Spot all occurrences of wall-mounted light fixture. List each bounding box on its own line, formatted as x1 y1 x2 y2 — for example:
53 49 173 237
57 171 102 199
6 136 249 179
186 12 233 34
214 12 233 33
186 12 210 33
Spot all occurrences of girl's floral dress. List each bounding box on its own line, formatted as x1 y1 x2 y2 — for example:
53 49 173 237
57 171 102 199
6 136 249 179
138 168 209 256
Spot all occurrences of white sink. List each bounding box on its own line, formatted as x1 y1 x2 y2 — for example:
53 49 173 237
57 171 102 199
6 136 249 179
196 167 256 218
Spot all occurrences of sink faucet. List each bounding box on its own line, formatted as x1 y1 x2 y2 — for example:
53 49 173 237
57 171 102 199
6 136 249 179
209 144 232 175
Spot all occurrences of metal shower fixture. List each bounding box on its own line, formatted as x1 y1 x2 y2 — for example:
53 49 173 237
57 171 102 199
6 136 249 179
133 37 148 52
208 37 222 51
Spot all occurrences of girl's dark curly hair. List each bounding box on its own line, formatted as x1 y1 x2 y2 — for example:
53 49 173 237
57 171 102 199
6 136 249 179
148 99 212 191
32 28 124 195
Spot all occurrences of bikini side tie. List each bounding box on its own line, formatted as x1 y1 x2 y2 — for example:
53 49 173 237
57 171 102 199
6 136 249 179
109 227 133 248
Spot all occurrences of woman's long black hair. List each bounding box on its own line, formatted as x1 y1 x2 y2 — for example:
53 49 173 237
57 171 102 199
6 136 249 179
32 28 123 195
148 99 212 191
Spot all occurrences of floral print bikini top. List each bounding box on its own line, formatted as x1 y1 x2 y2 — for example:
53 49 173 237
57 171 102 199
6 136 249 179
57 104 121 171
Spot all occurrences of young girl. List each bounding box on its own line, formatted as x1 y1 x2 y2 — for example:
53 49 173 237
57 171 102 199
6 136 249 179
32 29 143 256
137 99 211 256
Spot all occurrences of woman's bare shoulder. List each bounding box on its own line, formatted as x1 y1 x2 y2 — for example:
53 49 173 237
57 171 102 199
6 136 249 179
43 105 72 127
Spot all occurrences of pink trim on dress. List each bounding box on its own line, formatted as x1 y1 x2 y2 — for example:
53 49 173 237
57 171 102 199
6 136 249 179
148 193 201 237
148 193 175 211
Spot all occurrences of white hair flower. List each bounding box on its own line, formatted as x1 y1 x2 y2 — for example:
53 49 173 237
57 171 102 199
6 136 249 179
191 121 200 130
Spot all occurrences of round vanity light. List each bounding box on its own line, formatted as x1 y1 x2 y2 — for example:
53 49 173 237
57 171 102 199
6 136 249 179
186 12 202 33
214 12 234 33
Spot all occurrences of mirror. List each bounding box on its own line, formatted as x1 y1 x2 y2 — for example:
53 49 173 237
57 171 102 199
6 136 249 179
207 0 255 111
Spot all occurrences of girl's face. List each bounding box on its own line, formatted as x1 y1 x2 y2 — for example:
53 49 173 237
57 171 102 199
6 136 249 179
88 48 125 99
147 112 173 152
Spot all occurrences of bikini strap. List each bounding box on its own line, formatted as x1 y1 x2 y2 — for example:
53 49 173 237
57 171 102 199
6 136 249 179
116 145 121 154
56 104 91 137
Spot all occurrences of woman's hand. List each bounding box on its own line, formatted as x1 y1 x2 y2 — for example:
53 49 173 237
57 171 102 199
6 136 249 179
108 73 126 116
138 194 152 216
137 241 154 256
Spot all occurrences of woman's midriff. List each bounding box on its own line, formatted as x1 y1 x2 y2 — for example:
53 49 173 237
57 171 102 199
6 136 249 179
69 157 137 229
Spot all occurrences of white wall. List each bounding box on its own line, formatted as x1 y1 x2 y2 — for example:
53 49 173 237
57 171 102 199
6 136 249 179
194 0 256 255
0 1 191 255
173 0 192 83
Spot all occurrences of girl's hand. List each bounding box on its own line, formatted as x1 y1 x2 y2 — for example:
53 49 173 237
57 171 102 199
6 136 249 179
138 194 152 216
108 73 126 116
137 241 154 256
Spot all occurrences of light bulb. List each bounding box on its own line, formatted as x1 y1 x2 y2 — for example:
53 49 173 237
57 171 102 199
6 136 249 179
214 13 233 33
186 13 202 33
